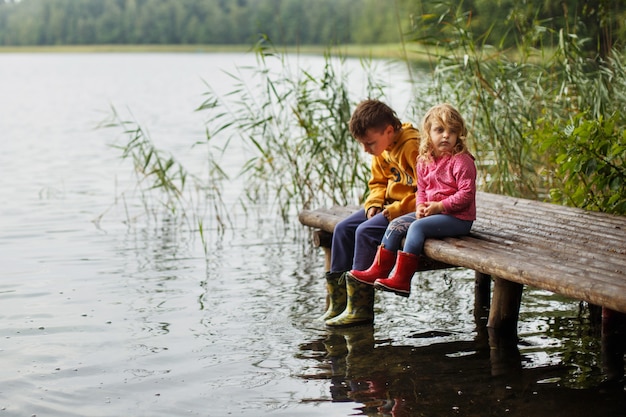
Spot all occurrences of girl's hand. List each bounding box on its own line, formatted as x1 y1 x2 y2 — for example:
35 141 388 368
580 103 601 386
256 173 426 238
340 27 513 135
416 204 427 219
422 201 444 217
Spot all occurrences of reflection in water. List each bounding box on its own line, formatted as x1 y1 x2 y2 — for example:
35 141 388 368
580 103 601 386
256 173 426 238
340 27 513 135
299 318 626 417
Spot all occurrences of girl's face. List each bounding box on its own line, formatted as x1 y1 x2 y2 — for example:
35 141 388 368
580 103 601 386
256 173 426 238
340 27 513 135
429 121 458 157
357 124 395 156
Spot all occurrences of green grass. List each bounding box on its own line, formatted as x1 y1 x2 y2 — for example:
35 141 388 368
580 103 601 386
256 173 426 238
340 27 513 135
0 42 435 63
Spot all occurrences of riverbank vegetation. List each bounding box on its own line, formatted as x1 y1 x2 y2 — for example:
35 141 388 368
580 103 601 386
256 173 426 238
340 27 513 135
1 0 624 54
0 42 431 62
416 2 626 214
190 1 626 217
26 0 623 219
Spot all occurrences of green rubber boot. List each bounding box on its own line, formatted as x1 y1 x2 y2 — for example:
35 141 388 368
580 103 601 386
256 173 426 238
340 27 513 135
325 275 374 327
319 272 347 321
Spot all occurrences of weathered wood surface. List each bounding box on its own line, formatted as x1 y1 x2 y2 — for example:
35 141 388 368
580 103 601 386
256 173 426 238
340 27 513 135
298 205 360 234
298 191 626 313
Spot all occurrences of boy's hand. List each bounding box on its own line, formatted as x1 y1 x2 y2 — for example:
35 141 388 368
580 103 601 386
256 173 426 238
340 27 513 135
366 207 382 219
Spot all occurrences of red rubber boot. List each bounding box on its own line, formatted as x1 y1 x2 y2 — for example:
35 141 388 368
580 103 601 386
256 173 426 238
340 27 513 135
347 245 396 285
374 251 419 297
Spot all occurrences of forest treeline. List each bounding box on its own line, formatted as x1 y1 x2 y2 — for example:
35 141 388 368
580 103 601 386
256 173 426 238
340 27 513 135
0 0 403 45
0 0 624 52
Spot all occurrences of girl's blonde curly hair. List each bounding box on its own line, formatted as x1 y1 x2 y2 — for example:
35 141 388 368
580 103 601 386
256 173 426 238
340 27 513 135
419 103 469 163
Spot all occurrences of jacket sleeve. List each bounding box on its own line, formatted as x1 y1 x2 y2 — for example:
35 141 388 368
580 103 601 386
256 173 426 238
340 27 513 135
363 157 387 212
416 162 427 206
383 144 419 219
384 191 416 220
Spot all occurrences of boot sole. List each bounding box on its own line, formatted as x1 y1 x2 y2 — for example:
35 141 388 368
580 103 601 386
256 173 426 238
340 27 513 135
374 283 410 297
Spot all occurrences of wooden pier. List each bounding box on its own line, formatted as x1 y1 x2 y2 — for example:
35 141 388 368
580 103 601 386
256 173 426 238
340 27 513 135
299 191 626 380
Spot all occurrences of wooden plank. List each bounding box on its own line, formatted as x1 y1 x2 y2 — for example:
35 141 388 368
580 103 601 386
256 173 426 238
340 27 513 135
475 213 624 243
298 205 359 232
423 238 626 314
474 212 626 251
430 236 625 288
477 193 626 236
466 230 626 274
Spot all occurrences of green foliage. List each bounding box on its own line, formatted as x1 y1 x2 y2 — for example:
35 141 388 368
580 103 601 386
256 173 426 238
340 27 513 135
535 113 626 214
408 0 626 214
0 0 626 50
409 0 626 54
0 0 405 46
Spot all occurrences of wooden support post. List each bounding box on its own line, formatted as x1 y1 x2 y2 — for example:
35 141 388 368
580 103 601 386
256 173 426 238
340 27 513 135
487 277 523 344
486 277 523 376
474 272 491 321
473 272 491 348
313 230 333 312
322 247 331 273
601 307 626 382
313 230 333 272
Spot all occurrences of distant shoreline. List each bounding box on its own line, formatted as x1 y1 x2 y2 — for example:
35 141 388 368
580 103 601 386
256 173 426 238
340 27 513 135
0 43 435 62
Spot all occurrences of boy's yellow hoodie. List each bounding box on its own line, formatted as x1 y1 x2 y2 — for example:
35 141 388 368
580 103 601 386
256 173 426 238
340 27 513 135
363 123 420 220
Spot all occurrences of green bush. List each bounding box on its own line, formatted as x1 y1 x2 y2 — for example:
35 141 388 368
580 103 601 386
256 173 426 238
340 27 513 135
535 113 626 214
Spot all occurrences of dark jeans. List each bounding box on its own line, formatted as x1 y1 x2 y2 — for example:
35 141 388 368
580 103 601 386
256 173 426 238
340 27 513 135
330 209 389 273
382 212 473 255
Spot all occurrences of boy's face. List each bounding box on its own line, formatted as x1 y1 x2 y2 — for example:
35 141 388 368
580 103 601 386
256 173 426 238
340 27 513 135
356 125 395 156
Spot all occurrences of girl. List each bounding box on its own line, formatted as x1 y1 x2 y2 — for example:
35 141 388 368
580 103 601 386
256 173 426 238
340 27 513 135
347 103 477 297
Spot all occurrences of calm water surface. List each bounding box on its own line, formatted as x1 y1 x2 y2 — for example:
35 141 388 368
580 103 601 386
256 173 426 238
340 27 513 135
0 53 624 417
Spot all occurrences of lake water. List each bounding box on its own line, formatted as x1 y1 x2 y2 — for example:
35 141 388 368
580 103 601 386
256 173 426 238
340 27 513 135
1 52 624 417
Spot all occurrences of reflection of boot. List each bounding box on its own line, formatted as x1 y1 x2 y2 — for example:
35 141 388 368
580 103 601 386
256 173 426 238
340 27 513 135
348 245 396 285
323 333 350 402
325 276 375 327
323 332 348 359
343 325 376 378
319 272 347 321
344 325 375 359
374 251 419 297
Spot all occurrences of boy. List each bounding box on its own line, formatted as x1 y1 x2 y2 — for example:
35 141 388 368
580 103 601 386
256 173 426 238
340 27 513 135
323 99 420 327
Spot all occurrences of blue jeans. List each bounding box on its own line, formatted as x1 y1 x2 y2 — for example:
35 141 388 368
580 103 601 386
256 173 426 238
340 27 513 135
330 209 389 273
382 212 473 255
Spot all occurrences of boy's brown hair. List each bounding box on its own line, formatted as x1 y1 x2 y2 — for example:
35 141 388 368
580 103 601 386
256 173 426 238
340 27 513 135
349 99 403 139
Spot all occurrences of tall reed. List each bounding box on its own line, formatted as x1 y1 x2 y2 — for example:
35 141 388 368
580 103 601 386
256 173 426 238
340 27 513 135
410 1 626 213
102 107 230 238
196 38 391 220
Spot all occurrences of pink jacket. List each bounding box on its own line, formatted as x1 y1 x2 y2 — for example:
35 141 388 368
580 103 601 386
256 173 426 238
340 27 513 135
416 153 477 221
